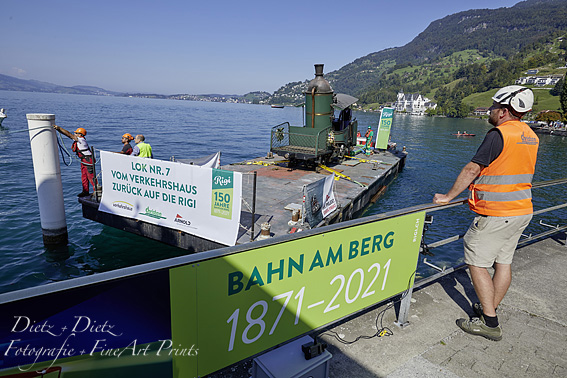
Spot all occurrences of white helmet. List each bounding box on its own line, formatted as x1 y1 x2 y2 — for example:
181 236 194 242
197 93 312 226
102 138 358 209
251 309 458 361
492 85 533 113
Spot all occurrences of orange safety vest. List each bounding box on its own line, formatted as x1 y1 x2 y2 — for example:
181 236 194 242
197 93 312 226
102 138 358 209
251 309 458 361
469 120 539 216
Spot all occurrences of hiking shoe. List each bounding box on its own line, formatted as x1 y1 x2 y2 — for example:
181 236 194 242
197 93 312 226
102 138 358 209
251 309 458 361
77 191 90 197
456 316 502 341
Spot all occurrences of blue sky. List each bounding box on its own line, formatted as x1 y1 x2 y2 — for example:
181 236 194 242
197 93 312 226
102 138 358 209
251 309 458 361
2 0 520 95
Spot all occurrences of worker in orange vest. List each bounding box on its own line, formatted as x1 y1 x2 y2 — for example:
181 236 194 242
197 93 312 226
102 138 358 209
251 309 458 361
433 85 538 342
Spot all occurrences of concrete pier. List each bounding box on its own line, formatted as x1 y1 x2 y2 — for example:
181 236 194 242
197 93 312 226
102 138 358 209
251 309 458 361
208 234 567 377
27 113 68 245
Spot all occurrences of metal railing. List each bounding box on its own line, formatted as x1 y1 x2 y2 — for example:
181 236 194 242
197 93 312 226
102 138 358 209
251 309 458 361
270 122 331 158
394 177 567 326
270 122 291 150
422 177 567 253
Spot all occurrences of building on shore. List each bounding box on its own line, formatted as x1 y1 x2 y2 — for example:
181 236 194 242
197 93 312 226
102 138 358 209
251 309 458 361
394 91 437 115
473 107 490 116
515 74 563 87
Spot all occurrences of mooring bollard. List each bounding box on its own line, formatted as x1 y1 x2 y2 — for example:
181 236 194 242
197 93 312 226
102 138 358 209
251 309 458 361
27 114 68 245
257 222 272 240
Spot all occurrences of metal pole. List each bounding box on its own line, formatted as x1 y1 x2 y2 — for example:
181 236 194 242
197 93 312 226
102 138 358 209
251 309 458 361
394 288 413 328
91 146 98 202
311 88 315 128
250 171 257 241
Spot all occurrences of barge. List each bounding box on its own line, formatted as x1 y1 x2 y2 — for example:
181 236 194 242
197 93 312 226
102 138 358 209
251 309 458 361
79 65 406 252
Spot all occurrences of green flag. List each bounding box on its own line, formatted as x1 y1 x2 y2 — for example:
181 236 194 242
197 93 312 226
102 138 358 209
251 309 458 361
375 107 394 149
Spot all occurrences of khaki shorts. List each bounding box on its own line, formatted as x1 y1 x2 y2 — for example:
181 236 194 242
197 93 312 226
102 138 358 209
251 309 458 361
464 213 532 267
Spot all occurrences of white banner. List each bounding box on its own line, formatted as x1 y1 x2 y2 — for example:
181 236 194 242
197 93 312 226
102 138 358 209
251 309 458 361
98 151 242 246
303 173 337 226
321 173 337 218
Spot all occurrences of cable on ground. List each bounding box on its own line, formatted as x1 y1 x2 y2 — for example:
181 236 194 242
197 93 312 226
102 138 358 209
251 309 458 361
316 269 417 345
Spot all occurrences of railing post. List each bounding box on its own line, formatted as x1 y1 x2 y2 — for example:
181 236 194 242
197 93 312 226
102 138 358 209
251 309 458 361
250 171 257 242
91 146 99 202
315 130 319 156
394 286 414 328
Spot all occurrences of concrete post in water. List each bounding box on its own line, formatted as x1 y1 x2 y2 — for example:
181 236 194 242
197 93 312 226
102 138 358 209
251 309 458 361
27 114 68 245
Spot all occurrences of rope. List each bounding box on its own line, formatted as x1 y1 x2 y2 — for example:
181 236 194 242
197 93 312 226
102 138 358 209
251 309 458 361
344 155 391 165
238 223 252 235
5 125 101 168
79 155 99 166
241 197 253 213
56 131 73 166
3 125 48 133
318 164 367 187
54 133 100 168
233 160 289 166
6 125 78 167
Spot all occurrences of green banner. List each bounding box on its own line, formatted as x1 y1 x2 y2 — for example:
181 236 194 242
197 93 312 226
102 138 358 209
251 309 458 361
375 107 394 149
170 265 198 377
0 212 424 377
170 211 425 377
211 169 234 219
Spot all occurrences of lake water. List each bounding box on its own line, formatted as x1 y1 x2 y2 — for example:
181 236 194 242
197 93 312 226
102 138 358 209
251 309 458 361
1 90 566 294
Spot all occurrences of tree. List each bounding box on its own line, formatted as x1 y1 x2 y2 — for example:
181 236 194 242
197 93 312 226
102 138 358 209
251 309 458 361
445 107 458 118
550 76 564 96
425 108 437 116
457 103 472 118
561 73 567 117
536 111 562 123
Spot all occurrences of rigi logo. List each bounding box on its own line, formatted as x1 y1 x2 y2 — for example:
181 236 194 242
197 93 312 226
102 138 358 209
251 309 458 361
213 175 232 187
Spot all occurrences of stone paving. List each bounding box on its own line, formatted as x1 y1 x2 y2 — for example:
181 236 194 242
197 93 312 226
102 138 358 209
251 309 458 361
321 235 567 378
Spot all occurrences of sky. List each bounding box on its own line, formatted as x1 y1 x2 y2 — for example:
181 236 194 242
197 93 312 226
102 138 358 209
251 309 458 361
1 0 522 95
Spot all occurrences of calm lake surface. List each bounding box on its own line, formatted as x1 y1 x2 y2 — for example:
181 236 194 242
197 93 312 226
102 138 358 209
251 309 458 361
1 90 566 294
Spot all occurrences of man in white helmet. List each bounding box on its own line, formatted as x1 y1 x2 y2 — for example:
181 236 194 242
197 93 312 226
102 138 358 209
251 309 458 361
433 85 539 341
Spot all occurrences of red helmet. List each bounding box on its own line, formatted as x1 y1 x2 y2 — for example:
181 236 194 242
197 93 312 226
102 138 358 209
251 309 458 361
75 127 87 136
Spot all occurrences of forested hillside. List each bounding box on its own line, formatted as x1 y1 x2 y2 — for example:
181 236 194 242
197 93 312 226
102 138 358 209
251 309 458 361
267 0 567 116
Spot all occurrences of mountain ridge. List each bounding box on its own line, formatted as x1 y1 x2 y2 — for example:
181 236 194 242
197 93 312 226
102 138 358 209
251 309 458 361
0 74 121 96
0 73 269 103
323 0 567 98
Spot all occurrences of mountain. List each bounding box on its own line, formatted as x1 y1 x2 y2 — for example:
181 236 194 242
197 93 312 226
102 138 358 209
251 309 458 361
0 73 270 104
0 74 122 96
267 0 567 105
